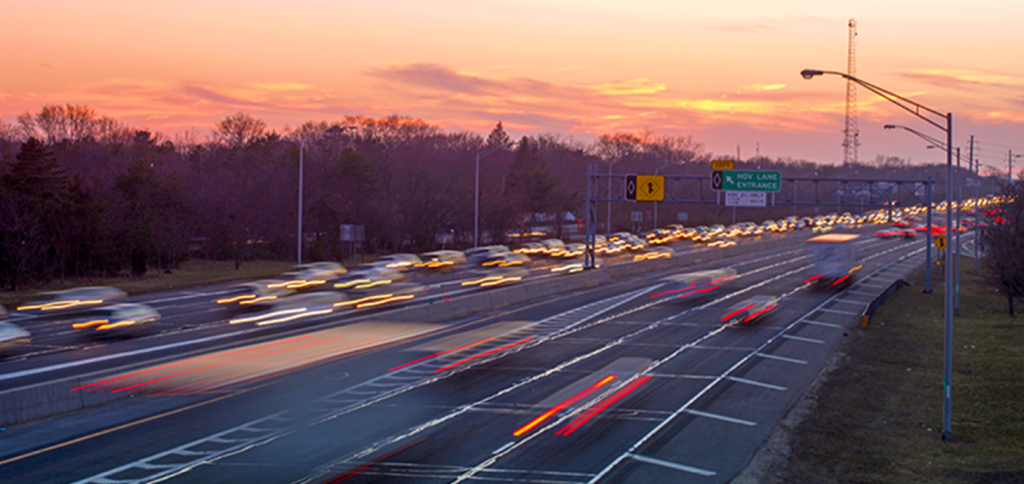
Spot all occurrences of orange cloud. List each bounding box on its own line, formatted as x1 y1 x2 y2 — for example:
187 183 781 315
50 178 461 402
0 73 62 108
589 79 666 96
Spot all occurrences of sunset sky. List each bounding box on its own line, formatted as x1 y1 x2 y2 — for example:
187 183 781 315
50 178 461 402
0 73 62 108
2 0 1022 170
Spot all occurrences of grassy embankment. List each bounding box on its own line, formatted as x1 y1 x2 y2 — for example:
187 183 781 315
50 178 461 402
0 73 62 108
775 256 1024 483
0 260 294 308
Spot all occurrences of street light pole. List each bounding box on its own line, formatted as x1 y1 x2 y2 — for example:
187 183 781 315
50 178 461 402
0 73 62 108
298 141 303 267
802 69 955 442
956 147 961 316
607 161 616 236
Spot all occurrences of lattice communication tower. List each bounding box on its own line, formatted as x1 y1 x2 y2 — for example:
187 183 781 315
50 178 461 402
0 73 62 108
842 19 860 164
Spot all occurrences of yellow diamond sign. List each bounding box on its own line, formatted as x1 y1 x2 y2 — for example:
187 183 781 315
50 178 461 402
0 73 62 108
635 175 664 202
934 235 946 250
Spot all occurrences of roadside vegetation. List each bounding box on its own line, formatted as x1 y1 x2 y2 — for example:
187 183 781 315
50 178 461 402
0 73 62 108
773 258 1024 483
1 104 977 292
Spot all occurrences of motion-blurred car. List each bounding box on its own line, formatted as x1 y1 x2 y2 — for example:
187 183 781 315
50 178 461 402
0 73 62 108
461 265 529 288
336 281 425 309
417 250 466 270
481 252 531 268
0 320 30 353
229 291 348 326
72 303 160 336
513 242 546 255
721 295 778 324
335 262 404 289
216 279 296 310
17 286 127 312
633 246 674 261
653 268 736 300
464 245 511 265
380 253 422 271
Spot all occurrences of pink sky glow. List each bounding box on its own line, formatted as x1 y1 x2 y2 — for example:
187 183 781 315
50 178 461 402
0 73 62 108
2 0 1022 169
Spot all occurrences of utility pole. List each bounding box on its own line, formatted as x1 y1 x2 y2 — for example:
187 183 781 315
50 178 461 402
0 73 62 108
1010 149 1014 183
970 136 978 274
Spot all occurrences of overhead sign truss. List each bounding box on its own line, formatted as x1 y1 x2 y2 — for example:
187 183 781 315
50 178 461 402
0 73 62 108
581 164 941 269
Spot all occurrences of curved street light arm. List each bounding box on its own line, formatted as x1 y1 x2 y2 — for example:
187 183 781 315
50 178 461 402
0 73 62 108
883 124 948 152
802 69 948 132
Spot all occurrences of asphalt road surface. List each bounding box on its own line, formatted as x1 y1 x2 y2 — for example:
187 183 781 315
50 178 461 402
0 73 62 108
0 232 933 483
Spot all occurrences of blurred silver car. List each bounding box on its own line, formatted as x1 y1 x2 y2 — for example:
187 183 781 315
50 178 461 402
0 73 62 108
0 320 31 352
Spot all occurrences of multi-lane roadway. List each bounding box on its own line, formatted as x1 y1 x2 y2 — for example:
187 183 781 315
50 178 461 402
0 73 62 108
0 230 941 483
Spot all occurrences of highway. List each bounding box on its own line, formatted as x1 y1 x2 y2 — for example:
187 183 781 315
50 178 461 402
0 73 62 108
0 231 935 483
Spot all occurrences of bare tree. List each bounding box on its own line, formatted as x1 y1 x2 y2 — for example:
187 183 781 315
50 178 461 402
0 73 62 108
981 181 1024 316
215 112 267 148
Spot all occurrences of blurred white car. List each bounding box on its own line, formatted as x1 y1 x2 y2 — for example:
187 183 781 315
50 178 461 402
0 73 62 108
18 286 127 312
417 250 466 270
380 253 422 271
334 262 404 289
72 303 161 335
216 279 296 310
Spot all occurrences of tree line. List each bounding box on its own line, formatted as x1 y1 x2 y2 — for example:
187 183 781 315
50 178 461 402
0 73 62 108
0 104 977 290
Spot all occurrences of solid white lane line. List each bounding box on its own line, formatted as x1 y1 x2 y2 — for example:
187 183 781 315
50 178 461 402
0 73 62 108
755 353 807 365
0 328 261 382
832 299 865 306
683 409 756 426
818 308 859 316
726 376 786 391
844 289 878 296
147 289 234 304
782 334 825 344
803 320 843 329
628 454 716 477
493 442 515 455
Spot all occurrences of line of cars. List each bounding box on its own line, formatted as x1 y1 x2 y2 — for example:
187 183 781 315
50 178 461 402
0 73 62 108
2 286 159 354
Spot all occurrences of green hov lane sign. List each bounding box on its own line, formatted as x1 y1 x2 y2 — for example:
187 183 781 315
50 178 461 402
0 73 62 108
711 170 782 192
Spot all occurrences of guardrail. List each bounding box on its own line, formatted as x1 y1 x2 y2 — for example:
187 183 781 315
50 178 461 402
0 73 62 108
860 278 909 327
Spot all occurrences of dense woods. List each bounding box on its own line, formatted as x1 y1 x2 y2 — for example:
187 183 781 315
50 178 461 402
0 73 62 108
0 104 965 289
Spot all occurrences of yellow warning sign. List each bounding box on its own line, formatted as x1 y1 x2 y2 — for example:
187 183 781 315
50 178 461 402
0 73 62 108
636 175 664 202
934 235 947 250
712 159 735 170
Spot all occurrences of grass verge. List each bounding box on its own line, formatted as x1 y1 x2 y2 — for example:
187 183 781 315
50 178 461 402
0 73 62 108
0 260 294 307
771 256 1024 483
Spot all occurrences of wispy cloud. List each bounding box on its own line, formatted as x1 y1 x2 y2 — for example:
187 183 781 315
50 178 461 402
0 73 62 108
900 69 1020 90
706 23 774 34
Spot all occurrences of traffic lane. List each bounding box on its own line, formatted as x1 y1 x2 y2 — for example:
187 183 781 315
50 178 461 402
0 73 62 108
291 239 917 482
190 257 830 481
0 266 666 479
8 261 770 480
9 238 913 482
0 233 822 386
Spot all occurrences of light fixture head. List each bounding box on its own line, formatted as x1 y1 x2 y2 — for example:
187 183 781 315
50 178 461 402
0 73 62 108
800 69 823 80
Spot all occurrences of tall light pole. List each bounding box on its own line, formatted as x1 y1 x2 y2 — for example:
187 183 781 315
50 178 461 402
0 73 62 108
607 160 617 236
298 126 357 267
475 141 516 248
802 69 955 442
298 140 304 267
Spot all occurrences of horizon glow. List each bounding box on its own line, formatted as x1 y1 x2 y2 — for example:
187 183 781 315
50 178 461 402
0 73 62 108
2 0 1022 167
